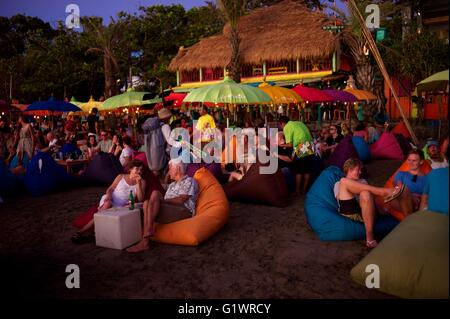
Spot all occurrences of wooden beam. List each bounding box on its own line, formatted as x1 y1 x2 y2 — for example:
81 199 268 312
348 0 419 145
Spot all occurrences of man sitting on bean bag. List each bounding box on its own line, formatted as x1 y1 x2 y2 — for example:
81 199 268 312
127 157 199 253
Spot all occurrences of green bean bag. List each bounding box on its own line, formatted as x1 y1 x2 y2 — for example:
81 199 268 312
350 211 449 298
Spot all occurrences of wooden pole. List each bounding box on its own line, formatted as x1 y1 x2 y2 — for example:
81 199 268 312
348 0 419 145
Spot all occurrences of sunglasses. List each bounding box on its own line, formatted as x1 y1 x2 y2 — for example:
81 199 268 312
412 175 418 183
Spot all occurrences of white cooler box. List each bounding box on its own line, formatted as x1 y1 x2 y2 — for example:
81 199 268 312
94 207 142 250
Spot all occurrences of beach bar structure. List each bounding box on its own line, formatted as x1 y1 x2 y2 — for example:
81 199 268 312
168 0 351 92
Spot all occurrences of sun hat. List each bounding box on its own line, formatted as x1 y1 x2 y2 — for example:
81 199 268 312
158 108 172 120
426 140 439 148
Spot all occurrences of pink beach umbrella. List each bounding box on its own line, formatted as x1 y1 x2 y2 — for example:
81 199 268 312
292 84 333 103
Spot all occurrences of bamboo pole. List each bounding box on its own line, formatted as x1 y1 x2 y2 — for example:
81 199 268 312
348 0 419 145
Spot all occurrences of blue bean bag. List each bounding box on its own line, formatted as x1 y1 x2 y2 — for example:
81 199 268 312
61 142 82 158
0 160 24 197
304 166 399 241
24 152 74 196
9 153 30 172
352 136 371 162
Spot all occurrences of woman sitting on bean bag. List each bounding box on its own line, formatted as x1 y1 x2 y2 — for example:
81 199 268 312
71 159 146 244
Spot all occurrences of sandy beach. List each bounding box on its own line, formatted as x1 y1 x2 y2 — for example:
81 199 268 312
0 159 402 299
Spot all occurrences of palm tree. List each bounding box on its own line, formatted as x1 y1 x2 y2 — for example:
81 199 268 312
327 1 398 113
81 17 125 98
217 0 247 83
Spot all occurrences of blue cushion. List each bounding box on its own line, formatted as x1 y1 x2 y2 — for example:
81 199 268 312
0 160 24 197
24 152 74 196
9 153 30 171
352 136 371 162
423 167 449 215
61 143 82 158
304 166 399 241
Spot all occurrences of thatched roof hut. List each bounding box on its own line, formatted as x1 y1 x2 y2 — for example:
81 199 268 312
169 0 339 72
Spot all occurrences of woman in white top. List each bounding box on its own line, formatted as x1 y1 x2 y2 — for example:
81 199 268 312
71 159 146 243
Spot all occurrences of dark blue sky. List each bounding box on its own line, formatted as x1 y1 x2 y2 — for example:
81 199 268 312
0 0 209 26
0 0 347 27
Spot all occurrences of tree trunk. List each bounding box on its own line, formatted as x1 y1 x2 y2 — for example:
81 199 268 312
104 55 116 98
228 26 241 83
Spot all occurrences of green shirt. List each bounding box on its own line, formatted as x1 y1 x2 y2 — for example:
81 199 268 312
283 121 312 148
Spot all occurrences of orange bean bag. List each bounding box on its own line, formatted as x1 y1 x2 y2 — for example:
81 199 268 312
376 160 432 221
391 121 412 140
151 167 229 246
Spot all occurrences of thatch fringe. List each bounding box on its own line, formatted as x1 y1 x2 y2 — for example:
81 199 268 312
169 0 339 72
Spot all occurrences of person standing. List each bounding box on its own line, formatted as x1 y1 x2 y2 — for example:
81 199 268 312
279 116 314 195
87 107 99 135
142 115 167 179
195 106 216 146
158 108 181 158
15 115 34 165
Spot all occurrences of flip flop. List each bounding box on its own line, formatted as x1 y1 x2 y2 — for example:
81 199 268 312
384 184 405 203
366 240 378 248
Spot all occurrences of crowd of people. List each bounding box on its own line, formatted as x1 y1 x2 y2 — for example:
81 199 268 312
1 105 448 250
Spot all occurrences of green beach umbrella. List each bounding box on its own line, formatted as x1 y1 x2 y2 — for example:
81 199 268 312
416 69 449 94
101 88 162 111
69 96 84 107
183 76 272 104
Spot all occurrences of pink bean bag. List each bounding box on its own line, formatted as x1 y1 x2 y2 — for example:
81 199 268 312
370 132 404 160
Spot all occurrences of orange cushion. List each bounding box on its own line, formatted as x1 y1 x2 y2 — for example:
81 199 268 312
391 121 412 139
151 168 229 246
376 160 432 221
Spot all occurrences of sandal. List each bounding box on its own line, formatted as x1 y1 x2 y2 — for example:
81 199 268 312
366 240 378 248
384 184 405 203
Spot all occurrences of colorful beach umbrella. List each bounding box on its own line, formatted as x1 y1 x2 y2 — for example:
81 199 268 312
258 82 303 104
69 96 84 108
80 96 103 113
292 84 333 103
165 92 187 108
101 88 162 111
322 89 357 103
415 69 449 94
184 76 272 105
26 98 81 113
344 88 377 101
